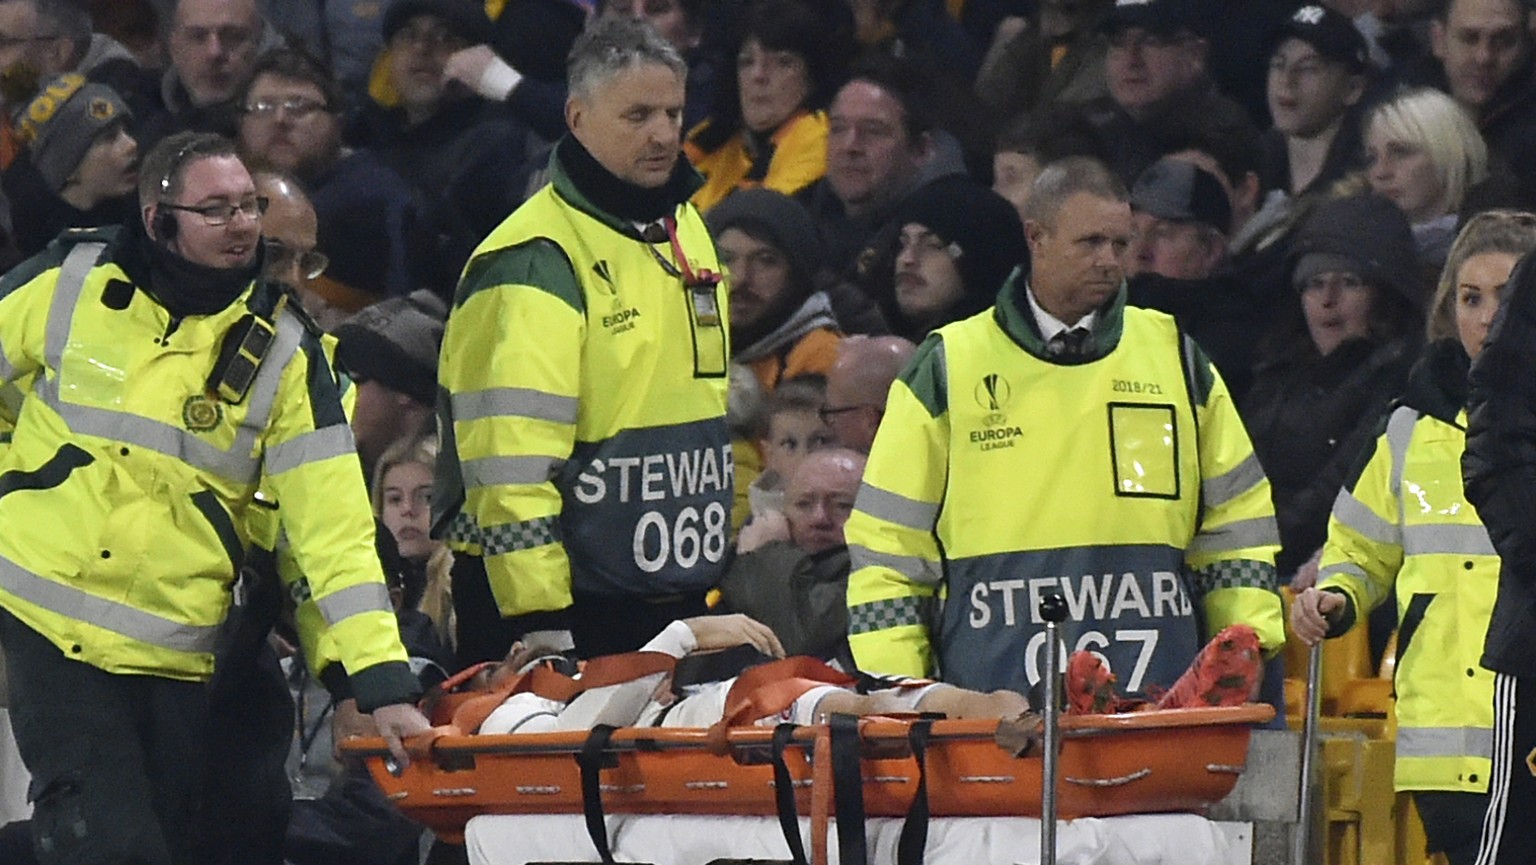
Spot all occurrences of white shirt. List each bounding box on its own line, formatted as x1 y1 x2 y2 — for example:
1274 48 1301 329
1025 283 1097 341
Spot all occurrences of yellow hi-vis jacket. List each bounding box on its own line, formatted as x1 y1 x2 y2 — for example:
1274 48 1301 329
844 278 1285 696
438 140 732 623
1318 340 1497 793
0 227 416 710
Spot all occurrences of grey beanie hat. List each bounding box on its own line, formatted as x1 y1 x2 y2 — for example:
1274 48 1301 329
707 188 824 288
334 290 447 406
15 73 133 194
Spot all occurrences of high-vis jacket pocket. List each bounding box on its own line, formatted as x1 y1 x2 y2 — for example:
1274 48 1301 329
1108 402 1180 499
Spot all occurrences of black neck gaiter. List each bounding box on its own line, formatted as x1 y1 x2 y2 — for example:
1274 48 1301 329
557 134 697 225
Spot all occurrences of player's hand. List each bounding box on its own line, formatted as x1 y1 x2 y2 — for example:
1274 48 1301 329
444 45 519 100
372 702 433 769
1290 588 1346 646
684 614 786 658
736 511 790 554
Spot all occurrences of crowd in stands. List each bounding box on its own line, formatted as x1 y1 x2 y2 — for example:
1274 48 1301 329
0 0 1535 863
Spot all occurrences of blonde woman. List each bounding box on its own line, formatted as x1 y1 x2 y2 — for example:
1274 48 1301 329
373 434 454 652
1293 211 1536 865
1364 88 1490 270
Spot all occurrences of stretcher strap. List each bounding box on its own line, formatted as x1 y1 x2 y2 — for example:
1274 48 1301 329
721 657 857 727
772 723 810 865
897 718 936 865
579 723 619 865
829 713 867 865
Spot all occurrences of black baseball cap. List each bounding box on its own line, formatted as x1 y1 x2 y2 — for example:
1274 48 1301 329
1270 4 1369 74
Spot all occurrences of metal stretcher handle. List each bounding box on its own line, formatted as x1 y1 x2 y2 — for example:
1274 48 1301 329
1039 593 1069 865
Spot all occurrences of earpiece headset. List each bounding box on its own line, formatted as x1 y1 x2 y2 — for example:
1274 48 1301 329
154 208 178 240
153 139 200 242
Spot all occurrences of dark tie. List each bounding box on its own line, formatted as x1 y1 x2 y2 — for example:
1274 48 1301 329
1049 327 1090 358
640 221 669 244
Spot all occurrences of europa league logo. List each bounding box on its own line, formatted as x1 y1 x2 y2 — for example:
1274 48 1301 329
975 374 1011 427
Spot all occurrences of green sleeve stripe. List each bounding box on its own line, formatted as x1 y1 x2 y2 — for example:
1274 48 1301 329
457 239 583 314
848 595 933 635
898 334 948 418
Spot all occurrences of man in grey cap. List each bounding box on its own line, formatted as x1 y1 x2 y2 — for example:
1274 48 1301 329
1126 156 1230 280
1126 156 1264 400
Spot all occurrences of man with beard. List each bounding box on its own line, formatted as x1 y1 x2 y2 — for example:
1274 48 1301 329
0 131 429 865
438 17 733 666
707 188 841 393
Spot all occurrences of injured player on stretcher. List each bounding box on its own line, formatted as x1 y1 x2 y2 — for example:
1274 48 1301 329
472 614 1262 735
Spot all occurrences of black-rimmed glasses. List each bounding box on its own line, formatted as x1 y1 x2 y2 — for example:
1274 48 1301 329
161 197 268 226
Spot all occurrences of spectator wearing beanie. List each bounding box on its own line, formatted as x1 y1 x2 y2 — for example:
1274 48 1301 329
2 73 139 256
882 177 1025 341
334 289 447 478
708 188 842 392
1241 194 1422 587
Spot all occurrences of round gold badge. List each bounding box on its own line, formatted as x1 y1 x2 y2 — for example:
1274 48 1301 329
182 395 222 431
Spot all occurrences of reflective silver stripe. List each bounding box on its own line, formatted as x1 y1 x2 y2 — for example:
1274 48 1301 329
452 387 578 425
1188 515 1280 555
0 350 16 386
35 375 260 483
1397 726 1493 760
855 482 939 531
238 308 305 448
461 454 564 488
849 544 943 586
1332 487 1399 546
43 242 105 371
1402 523 1497 558
265 424 356 475
1386 406 1419 501
1202 453 1265 510
0 551 219 654
315 581 393 626
1317 560 1387 607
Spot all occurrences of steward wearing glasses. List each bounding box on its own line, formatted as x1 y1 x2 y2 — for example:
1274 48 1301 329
438 17 732 666
0 131 429 865
1072 0 1257 187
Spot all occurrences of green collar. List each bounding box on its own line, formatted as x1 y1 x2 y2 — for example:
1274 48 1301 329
992 270 1128 364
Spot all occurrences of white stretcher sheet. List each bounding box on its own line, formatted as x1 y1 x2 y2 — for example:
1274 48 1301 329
466 812 1252 865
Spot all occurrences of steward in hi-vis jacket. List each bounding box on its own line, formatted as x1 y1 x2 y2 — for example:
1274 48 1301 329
0 133 427 865
437 19 732 664
1315 340 1497 799
844 159 1285 697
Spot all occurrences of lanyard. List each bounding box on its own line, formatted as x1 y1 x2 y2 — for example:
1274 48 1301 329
646 215 722 326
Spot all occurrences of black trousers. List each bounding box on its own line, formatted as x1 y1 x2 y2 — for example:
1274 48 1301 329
0 609 208 865
1415 790 1491 865
452 553 707 666
1474 673 1536 865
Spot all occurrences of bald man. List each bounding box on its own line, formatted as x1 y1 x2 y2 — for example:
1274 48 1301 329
719 448 867 660
822 336 917 452
253 170 344 330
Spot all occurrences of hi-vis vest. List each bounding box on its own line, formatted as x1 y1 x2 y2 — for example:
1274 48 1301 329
1319 404 1498 793
0 229 410 696
845 288 1284 696
439 160 732 617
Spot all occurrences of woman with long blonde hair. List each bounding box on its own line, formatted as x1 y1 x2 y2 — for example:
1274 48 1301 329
373 434 454 650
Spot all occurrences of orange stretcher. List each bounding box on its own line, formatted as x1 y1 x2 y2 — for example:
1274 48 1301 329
343 705 1273 846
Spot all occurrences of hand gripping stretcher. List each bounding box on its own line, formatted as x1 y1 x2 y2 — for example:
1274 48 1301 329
342 626 1274 865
